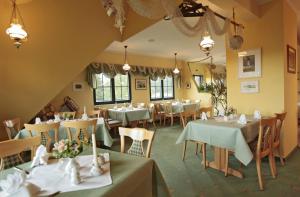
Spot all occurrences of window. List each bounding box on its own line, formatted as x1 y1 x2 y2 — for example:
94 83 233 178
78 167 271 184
193 75 203 87
150 76 174 100
93 73 131 104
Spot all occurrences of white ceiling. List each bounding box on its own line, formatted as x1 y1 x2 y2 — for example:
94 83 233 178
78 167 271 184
105 17 226 65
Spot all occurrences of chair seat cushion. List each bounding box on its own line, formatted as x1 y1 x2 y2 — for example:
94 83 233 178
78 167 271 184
2 154 23 169
127 140 145 157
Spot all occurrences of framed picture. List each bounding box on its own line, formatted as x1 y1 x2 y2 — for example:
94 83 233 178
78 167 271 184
73 82 84 91
135 79 147 90
238 48 261 78
185 82 191 89
287 45 296 74
240 81 259 94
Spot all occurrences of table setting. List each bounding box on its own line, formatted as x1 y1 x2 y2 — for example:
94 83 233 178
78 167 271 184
15 110 113 147
0 131 112 197
108 103 150 126
176 109 262 178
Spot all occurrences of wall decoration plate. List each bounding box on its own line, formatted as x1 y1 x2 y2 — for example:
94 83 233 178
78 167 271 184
238 48 261 78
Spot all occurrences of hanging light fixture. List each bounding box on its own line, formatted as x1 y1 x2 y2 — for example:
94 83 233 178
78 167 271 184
6 0 28 48
199 31 214 56
173 53 180 74
123 45 131 71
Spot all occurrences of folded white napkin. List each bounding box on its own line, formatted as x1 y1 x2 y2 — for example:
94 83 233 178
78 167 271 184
253 110 261 119
201 112 208 120
81 113 88 120
31 145 49 167
47 119 54 124
35 117 41 124
5 120 14 128
97 117 104 125
238 114 247 125
0 172 40 197
54 114 61 122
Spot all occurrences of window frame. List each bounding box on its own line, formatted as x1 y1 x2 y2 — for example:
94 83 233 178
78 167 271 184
93 73 132 105
149 76 175 101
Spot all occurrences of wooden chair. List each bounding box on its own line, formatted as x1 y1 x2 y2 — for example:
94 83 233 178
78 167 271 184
62 119 97 145
0 136 41 170
154 103 165 125
59 111 76 119
24 122 60 152
100 108 122 135
274 112 287 166
163 102 179 126
3 118 21 139
182 107 211 167
197 106 213 119
119 127 155 158
180 110 197 127
88 110 101 118
225 117 277 190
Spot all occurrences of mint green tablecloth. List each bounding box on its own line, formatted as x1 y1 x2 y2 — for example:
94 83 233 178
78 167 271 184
15 122 113 147
108 108 150 126
0 148 170 197
176 119 259 165
172 103 200 113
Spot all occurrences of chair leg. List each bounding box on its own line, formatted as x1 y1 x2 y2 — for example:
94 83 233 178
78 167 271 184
269 153 277 178
195 143 198 155
164 116 166 126
202 143 206 169
225 149 229 177
182 141 187 161
171 116 174 126
256 158 264 191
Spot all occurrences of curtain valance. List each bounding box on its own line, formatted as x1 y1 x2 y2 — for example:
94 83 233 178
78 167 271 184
86 62 180 89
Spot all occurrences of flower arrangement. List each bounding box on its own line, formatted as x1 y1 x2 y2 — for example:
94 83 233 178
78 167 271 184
225 106 236 116
52 139 82 159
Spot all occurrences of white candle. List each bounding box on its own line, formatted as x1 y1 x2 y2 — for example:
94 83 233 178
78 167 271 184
92 133 97 163
84 106 86 114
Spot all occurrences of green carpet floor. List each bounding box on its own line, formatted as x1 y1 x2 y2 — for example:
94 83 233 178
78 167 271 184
111 124 300 197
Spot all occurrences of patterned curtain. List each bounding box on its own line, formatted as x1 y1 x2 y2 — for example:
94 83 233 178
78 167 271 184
86 62 180 89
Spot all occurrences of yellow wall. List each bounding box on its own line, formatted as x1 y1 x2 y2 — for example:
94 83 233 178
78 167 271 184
226 0 297 157
0 0 159 140
282 0 298 157
51 51 184 113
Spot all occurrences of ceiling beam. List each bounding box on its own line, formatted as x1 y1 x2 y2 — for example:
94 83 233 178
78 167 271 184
207 0 261 21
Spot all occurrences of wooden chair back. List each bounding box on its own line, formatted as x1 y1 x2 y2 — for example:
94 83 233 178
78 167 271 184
257 117 276 157
0 136 41 170
180 110 197 127
154 103 163 113
163 102 173 114
2 118 21 139
119 127 155 158
24 122 60 152
99 108 109 120
59 111 76 119
274 112 286 144
148 103 156 121
199 107 213 118
62 119 97 144
88 110 101 118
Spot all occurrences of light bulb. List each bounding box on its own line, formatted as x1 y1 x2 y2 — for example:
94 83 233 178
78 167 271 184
173 68 180 74
123 63 130 71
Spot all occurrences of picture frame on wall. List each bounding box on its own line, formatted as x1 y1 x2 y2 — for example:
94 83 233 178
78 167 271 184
135 79 147 90
287 45 296 74
73 82 84 91
240 80 259 94
238 48 261 78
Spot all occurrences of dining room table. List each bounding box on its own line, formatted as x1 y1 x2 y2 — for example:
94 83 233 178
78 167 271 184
176 116 260 178
0 146 170 197
108 107 150 126
15 118 113 147
171 102 200 113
